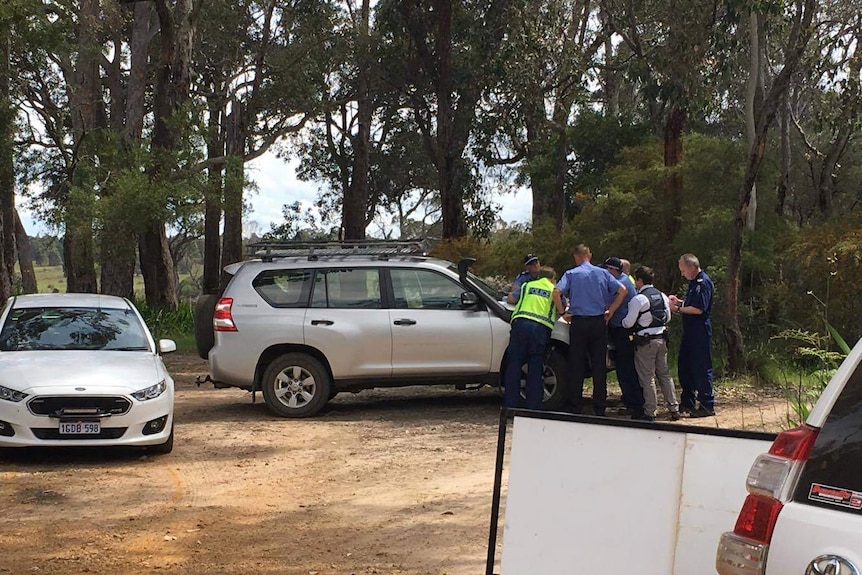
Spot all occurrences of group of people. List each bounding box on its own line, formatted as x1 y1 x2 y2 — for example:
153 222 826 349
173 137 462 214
502 246 715 421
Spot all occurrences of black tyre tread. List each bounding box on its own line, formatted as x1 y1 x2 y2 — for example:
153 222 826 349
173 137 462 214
261 353 331 418
194 294 219 360
543 350 569 411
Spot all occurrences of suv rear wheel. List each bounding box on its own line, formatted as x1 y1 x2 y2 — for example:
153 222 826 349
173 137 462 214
262 353 331 418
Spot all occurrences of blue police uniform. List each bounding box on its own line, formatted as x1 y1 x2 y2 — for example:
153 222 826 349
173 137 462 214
556 262 623 415
608 273 643 410
678 270 714 411
510 270 533 301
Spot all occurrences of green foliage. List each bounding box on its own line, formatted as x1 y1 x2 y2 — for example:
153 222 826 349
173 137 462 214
134 299 195 342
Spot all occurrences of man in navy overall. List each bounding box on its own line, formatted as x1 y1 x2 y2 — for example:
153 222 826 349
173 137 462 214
669 253 715 417
602 256 644 415
553 245 627 416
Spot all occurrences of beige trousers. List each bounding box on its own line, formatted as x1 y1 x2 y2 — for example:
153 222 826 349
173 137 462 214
634 337 679 417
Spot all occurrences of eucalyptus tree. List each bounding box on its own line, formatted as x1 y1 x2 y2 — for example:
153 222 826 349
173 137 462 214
376 0 515 239
725 0 819 372
193 0 335 292
477 0 606 232
599 0 730 289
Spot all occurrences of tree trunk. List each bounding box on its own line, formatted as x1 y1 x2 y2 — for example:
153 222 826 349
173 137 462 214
13 210 37 294
660 104 686 293
342 0 372 240
744 11 765 231
143 0 199 307
63 0 100 294
100 0 152 300
777 90 791 218
220 106 243 290
203 98 223 295
726 0 817 374
0 17 13 300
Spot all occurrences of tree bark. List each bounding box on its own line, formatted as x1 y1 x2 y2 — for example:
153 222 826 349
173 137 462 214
220 109 243 290
203 96 223 295
144 0 200 307
100 0 152 299
726 0 817 374
342 0 372 240
0 18 14 299
777 89 791 218
13 210 37 294
660 104 686 293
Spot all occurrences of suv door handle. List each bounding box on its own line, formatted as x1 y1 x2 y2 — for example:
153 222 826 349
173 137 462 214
393 319 417 326
311 320 334 326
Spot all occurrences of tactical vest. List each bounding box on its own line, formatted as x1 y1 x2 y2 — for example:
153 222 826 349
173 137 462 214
511 277 556 330
636 285 668 329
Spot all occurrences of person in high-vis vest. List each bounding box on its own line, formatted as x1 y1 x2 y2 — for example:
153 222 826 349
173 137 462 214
503 266 558 410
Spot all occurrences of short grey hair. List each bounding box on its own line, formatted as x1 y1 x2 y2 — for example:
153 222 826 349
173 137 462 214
680 253 700 269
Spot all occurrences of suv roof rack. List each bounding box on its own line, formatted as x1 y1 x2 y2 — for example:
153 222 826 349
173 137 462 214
246 239 432 262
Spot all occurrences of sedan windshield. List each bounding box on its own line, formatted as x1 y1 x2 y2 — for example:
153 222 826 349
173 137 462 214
0 307 150 352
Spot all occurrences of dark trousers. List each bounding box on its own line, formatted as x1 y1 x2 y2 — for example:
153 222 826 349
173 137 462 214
503 319 550 410
609 325 643 409
678 322 714 410
568 315 608 414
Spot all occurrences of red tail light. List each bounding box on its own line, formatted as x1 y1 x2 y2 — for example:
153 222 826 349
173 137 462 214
213 298 238 332
768 424 819 460
733 494 784 544
728 425 819 550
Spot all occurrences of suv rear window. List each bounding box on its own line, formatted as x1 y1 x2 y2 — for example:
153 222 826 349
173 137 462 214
253 270 313 307
793 357 862 515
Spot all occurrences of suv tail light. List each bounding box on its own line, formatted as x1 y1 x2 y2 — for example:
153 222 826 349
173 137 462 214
716 424 819 575
213 298 238 332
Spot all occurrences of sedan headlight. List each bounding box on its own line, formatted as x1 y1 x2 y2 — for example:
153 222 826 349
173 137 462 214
0 384 28 402
132 380 167 401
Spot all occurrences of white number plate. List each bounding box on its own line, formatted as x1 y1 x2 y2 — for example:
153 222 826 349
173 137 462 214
59 421 101 435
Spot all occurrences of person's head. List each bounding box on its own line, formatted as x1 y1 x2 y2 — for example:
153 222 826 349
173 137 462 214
523 253 541 277
601 256 623 278
678 253 701 281
634 265 655 288
572 244 591 266
538 266 556 282
620 259 631 275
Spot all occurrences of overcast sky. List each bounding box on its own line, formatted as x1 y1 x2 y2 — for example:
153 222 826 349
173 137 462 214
18 151 533 238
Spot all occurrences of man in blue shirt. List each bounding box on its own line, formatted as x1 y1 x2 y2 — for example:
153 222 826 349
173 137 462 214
602 256 644 415
553 245 627 416
507 253 541 304
669 253 715 417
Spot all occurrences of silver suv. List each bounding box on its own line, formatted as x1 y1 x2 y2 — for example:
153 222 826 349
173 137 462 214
195 240 574 418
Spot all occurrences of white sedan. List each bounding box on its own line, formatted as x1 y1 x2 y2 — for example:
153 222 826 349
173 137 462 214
0 294 175 453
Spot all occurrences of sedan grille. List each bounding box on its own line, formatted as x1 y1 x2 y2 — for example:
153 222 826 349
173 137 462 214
27 396 132 417
31 427 128 440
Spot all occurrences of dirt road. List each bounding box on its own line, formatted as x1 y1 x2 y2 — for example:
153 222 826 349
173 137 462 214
0 354 788 575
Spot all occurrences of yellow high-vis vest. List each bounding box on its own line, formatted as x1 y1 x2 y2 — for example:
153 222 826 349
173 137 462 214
511 277 557 329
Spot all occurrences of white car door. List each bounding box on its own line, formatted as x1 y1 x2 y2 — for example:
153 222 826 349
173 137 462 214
388 268 494 376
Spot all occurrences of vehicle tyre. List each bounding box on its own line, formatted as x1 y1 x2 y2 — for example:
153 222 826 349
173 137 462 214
194 294 219 360
149 425 174 455
536 349 569 411
261 353 331 418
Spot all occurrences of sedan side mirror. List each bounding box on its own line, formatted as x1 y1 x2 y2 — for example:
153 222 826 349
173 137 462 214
460 291 479 308
158 339 177 354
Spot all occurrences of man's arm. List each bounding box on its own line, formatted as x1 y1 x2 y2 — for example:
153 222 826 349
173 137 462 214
621 296 642 329
605 284 627 322
553 288 569 319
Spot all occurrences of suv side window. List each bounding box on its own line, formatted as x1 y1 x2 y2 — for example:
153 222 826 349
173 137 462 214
311 268 381 309
793 359 862 515
391 269 464 310
252 270 313 307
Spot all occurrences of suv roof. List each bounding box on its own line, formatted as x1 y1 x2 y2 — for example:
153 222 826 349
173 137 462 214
246 239 433 262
